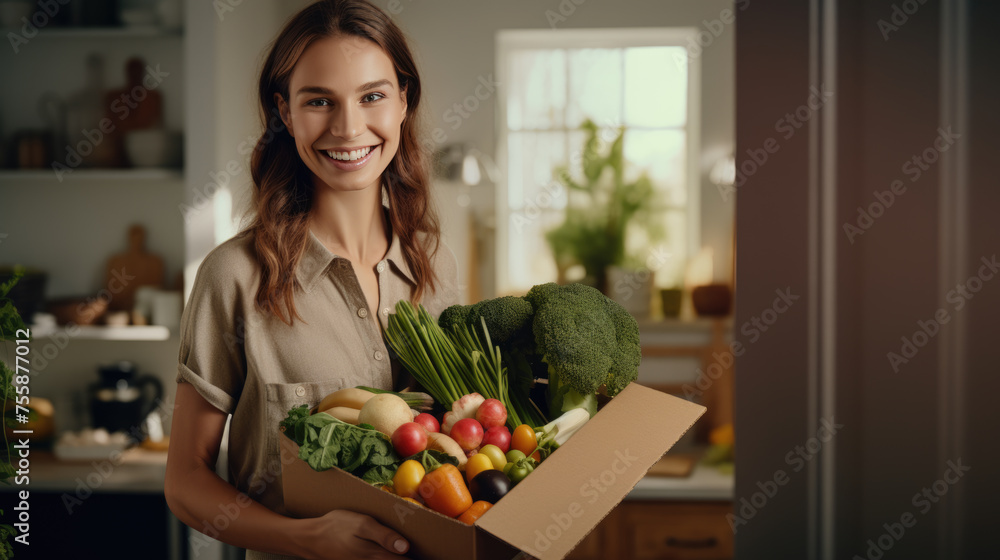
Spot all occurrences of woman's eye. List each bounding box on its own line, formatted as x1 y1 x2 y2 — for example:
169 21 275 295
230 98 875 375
362 92 385 103
307 99 330 107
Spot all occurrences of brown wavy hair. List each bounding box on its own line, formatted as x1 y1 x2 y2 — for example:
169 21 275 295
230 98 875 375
239 0 442 326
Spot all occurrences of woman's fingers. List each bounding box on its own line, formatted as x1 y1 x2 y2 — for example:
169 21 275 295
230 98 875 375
353 513 409 555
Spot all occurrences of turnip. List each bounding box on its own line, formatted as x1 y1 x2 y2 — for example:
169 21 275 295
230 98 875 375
357 394 413 436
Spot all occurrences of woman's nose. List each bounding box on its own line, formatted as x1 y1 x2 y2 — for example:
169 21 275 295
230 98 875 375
329 103 365 140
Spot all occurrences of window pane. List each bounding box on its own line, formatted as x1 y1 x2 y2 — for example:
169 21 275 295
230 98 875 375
507 50 567 130
623 209 687 288
624 46 686 128
507 210 564 291
567 48 623 128
623 129 686 206
507 131 568 210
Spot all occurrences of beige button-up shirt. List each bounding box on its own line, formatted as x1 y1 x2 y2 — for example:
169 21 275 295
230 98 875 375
175 206 459 557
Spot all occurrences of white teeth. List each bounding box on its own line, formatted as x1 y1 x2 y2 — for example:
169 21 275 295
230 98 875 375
325 145 374 161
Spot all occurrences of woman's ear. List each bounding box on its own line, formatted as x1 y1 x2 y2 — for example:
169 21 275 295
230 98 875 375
399 86 407 121
274 92 294 137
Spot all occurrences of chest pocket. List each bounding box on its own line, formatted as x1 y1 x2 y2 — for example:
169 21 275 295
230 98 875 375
265 379 348 457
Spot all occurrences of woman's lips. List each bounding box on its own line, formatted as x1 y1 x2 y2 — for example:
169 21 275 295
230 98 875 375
321 143 381 171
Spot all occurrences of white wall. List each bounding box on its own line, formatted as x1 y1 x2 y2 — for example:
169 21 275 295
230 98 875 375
382 0 737 296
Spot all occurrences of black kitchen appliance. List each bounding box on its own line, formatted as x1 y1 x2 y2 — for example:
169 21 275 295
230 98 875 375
89 360 163 441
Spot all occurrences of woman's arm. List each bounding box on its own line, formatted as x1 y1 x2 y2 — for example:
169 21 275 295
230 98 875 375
165 382 412 560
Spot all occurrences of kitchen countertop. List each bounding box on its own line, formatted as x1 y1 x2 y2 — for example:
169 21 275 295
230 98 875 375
2 447 733 502
629 461 734 501
0 447 168 494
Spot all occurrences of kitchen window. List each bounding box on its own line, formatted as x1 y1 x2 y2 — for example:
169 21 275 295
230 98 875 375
495 28 700 294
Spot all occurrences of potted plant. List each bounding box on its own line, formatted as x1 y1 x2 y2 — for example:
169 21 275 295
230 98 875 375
544 120 663 314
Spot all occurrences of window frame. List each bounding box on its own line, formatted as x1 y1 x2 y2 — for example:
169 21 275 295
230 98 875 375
494 27 701 295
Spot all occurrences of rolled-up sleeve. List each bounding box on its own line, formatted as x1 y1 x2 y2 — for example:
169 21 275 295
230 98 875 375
176 246 249 415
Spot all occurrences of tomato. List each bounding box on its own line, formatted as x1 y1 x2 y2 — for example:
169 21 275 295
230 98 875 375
392 422 429 457
479 444 507 470
506 458 533 485
466 453 495 483
451 418 485 451
482 426 511 453
511 424 539 461
393 459 426 498
413 413 440 433
505 449 526 464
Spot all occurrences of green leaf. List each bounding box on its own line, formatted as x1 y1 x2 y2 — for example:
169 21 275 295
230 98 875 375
360 465 396 487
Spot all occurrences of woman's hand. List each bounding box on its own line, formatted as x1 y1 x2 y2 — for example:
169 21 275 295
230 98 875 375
296 510 410 560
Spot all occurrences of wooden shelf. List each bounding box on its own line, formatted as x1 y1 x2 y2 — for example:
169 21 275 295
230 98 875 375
0 168 183 184
0 26 183 39
29 324 172 341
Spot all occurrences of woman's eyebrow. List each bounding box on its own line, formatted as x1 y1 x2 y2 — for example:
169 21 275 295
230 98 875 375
295 79 394 97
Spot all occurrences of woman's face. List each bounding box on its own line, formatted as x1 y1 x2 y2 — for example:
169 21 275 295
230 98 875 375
276 34 407 194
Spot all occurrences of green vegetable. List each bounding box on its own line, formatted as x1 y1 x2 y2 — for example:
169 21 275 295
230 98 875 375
280 406 401 476
384 300 544 429
441 283 640 420
505 457 534 485
535 408 590 455
526 283 639 417
404 449 459 469
361 465 397 486
439 296 546 429
354 386 434 411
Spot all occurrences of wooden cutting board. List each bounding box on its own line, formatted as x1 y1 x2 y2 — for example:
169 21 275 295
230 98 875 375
646 453 696 477
105 224 164 311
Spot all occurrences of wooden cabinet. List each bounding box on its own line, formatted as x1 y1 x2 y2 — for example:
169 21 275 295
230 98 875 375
565 501 733 560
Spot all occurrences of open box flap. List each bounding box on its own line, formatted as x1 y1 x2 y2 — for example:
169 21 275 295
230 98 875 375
475 384 706 560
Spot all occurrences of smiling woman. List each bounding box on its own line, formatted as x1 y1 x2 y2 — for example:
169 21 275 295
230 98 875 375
163 2 460 560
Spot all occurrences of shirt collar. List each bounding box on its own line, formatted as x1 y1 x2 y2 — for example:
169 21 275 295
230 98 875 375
297 205 416 293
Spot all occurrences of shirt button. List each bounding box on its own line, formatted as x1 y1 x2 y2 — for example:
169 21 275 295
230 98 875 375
295 385 305 397
374 350 384 360
376 261 386 273
382 307 390 316
358 308 368 318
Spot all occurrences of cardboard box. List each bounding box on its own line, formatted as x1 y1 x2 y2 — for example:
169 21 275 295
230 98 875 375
280 383 705 560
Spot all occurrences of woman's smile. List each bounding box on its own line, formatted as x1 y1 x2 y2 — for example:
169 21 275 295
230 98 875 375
319 142 382 171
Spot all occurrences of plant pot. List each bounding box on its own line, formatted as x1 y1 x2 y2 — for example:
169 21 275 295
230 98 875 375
605 265 654 318
692 284 732 317
660 288 683 318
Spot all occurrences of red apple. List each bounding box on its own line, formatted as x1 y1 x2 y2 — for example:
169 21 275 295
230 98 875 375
450 418 484 451
413 413 440 434
391 422 428 457
482 426 511 453
475 398 508 430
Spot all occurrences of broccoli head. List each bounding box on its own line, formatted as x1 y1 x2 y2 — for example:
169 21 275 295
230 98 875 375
526 282 640 417
439 296 534 344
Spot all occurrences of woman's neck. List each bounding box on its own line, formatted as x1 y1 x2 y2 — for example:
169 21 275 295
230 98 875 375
308 182 389 265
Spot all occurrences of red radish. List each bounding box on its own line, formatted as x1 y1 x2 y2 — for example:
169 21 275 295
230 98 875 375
482 426 511 453
391 422 428 457
475 398 507 429
450 418 484 451
413 413 440 433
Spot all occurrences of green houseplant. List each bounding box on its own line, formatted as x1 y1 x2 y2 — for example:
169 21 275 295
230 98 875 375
0 269 29 558
544 119 661 295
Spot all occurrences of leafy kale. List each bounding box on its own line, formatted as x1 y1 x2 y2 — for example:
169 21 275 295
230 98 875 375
280 407 401 477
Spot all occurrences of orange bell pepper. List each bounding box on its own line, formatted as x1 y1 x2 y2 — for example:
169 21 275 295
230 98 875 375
417 457 473 518
458 501 493 525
